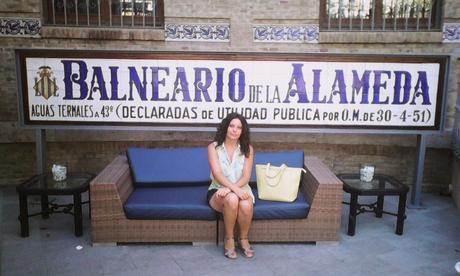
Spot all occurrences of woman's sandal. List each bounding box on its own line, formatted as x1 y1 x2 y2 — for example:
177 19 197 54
239 237 254 258
224 237 237 259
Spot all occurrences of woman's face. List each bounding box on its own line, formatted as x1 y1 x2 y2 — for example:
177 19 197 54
226 118 243 141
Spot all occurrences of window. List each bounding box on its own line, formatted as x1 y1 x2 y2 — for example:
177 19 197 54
42 0 164 28
320 0 442 31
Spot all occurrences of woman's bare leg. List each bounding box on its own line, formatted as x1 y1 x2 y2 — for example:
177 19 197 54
237 198 253 253
210 192 239 250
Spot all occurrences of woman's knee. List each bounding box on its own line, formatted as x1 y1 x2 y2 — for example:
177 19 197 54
224 193 239 209
238 199 253 214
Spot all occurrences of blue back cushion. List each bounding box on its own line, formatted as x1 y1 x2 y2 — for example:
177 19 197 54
127 147 210 187
250 150 304 183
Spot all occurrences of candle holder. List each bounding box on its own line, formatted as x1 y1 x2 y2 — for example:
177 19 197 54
360 164 375 182
52 164 67 181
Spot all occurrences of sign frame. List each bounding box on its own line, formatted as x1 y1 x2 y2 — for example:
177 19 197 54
16 49 450 134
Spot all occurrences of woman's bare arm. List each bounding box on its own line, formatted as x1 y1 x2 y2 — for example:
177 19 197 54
208 143 239 191
234 145 253 188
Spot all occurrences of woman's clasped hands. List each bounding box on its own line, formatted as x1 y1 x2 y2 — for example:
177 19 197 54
216 187 250 200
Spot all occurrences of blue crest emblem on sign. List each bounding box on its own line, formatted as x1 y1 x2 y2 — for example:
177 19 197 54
34 66 58 100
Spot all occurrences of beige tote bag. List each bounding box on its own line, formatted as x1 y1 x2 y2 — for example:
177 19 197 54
256 163 306 202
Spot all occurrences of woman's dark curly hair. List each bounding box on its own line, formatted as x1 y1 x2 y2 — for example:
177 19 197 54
213 112 251 157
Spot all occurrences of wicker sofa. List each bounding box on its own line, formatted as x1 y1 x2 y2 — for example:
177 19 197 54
90 147 343 245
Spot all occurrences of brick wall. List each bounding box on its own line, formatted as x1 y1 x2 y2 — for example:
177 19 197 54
0 130 454 195
0 0 459 195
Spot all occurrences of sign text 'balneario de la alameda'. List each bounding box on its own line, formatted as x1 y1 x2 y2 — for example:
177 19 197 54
19 51 447 130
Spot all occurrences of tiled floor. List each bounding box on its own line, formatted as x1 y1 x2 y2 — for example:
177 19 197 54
1 186 459 276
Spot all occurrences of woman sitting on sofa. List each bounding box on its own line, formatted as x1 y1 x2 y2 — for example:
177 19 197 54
207 112 255 259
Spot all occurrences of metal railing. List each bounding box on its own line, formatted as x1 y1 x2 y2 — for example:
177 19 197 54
43 0 163 28
322 0 442 31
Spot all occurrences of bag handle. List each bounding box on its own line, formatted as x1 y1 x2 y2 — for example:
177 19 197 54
264 163 287 179
263 163 288 187
263 163 307 187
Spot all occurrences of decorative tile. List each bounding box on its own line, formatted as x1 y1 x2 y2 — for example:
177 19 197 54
0 18 41 37
253 24 318 43
165 23 230 42
443 23 460 43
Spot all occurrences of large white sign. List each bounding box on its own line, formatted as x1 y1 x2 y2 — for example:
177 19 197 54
18 51 447 130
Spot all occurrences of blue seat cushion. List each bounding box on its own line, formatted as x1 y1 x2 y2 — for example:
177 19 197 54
251 150 304 183
124 186 216 220
127 147 211 187
252 188 310 220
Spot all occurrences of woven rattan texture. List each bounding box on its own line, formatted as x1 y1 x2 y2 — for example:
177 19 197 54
90 155 342 244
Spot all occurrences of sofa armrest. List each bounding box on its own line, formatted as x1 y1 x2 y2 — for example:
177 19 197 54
302 156 343 212
90 155 133 220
